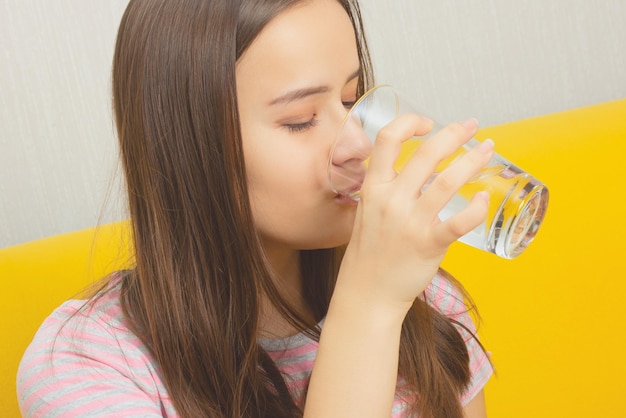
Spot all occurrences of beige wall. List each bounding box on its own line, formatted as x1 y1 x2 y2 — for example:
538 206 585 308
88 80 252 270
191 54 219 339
2 0 625 248
1 1 127 248
361 0 626 124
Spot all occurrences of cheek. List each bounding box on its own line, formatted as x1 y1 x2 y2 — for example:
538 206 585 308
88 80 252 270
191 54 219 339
244 136 318 232
245 141 311 197
242 125 330 201
243 133 354 247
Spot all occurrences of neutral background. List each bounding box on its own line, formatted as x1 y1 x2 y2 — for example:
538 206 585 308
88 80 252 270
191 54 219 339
2 0 626 248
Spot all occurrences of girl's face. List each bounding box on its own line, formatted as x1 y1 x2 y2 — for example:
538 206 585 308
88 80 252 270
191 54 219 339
236 0 361 252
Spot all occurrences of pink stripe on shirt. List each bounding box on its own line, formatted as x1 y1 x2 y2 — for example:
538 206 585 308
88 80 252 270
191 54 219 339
18 272 492 417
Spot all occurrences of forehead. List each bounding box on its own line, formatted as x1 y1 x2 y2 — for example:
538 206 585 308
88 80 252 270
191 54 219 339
236 0 359 94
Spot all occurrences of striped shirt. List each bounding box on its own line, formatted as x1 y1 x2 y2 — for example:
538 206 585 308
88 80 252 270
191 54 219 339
17 273 492 417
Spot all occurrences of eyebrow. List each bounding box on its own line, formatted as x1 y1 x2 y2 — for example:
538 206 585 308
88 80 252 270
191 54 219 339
268 68 361 106
269 86 330 106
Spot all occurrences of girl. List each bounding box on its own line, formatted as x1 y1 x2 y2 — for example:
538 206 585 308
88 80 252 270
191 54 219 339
18 0 493 416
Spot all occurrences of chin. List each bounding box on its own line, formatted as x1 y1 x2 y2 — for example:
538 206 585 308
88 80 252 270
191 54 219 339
319 224 354 249
297 226 353 250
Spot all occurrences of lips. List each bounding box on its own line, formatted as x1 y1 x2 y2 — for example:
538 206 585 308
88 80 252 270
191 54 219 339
329 162 366 198
334 191 360 204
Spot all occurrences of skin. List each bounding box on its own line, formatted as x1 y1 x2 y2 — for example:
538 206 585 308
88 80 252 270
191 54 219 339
237 0 490 416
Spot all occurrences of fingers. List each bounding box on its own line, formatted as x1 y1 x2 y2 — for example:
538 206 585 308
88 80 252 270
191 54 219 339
362 113 494 248
396 118 479 191
366 114 434 185
417 136 494 212
415 136 495 246
433 191 490 246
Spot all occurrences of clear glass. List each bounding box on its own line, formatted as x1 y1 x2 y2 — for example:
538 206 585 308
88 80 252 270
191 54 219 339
328 85 549 259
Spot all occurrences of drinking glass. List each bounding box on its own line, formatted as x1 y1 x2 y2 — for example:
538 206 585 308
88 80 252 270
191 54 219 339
328 85 549 259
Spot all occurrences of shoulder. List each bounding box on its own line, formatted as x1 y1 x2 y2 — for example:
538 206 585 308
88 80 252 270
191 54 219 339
20 282 136 360
424 270 469 321
17 280 175 417
423 270 483 346
425 271 494 406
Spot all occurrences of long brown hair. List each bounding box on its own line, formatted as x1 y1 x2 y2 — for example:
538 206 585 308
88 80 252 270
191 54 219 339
111 0 481 416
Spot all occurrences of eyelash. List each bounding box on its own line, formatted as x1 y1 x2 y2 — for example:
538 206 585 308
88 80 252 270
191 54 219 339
284 117 319 133
282 101 356 134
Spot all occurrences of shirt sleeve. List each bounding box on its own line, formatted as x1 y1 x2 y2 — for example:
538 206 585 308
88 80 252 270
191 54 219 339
425 272 494 406
17 301 170 418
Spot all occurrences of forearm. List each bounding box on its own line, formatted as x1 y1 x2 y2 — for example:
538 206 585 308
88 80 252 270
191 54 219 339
303 288 408 418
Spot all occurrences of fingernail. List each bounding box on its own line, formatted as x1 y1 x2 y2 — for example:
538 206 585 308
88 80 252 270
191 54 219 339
475 191 490 203
461 117 479 130
476 138 494 154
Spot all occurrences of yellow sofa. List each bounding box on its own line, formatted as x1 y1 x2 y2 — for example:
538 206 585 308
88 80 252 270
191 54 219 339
0 222 133 418
1 98 625 417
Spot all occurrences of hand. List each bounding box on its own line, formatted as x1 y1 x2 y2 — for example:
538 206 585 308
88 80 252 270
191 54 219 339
335 115 493 315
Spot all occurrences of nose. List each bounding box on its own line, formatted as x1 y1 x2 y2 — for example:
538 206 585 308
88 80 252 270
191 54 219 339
331 112 373 165
328 111 373 196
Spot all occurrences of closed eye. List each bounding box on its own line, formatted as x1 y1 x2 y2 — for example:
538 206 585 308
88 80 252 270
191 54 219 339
283 117 319 133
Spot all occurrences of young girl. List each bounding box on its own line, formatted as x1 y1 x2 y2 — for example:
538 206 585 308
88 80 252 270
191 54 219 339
17 0 494 416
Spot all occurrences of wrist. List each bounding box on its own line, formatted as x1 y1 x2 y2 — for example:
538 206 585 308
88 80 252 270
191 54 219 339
331 253 416 325
327 280 411 331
